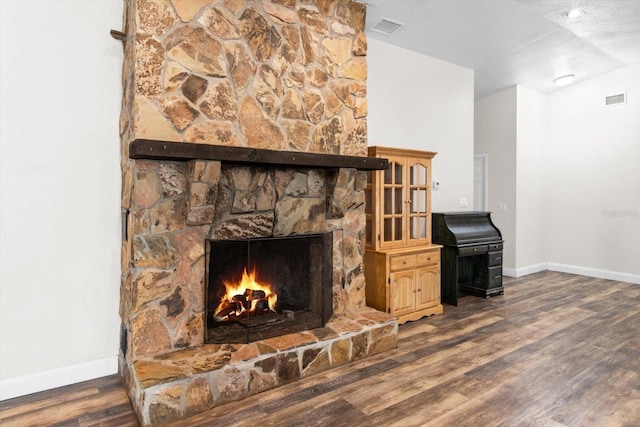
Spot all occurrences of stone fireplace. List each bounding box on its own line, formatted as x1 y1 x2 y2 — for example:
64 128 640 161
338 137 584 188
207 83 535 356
118 1 397 425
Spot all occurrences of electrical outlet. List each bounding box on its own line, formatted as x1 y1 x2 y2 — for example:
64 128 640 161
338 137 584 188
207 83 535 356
499 203 507 211
459 197 468 208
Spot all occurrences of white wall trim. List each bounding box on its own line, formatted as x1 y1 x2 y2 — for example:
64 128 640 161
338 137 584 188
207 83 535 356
547 263 640 285
504 262 639 284
473 153 489 211
503 262 547 278
0 356 118 401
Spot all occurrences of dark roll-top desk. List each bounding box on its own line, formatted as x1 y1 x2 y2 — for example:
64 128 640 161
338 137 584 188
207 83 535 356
432 212 504 305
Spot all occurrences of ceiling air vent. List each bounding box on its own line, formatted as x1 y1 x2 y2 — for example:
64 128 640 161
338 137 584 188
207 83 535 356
369 18 404 36
605 93 626 107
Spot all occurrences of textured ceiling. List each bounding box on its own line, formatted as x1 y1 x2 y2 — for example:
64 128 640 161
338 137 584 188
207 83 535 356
365 0 640 99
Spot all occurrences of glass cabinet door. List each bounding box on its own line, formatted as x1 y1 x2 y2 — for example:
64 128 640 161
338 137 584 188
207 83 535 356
381 158 405 246
408 161 429 243
367 149 434 250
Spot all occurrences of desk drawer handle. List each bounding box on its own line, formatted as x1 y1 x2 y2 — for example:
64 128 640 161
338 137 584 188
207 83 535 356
493 275 502 279
493 256 502 261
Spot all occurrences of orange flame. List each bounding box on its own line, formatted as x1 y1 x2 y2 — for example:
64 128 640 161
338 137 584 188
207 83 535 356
214 268 277 321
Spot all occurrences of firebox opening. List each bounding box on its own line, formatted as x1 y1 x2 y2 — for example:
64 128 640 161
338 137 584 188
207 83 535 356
206 233 333 343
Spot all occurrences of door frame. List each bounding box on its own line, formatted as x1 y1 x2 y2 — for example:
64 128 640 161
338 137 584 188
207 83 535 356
474 153 489 211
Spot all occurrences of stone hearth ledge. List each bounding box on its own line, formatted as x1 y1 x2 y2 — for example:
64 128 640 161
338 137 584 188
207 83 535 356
122 309 397 425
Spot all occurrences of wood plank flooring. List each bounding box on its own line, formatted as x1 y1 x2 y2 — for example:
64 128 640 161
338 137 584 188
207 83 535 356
2 271 639 426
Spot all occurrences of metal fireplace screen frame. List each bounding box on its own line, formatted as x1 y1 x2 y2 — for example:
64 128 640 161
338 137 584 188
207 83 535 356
205 232 333 343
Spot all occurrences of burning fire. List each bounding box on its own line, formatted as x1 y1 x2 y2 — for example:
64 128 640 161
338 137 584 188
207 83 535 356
214 268 278 321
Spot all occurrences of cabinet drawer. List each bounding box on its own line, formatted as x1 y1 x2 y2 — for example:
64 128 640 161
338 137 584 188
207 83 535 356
488 266 503 288
417 251 440 266
390 254 417 271
458 245 488 256
488 251 503 266
488 242 503 251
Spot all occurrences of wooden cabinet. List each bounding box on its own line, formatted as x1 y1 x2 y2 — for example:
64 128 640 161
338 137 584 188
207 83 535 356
365 147 436 250
364 147 442 323
365 246 443 323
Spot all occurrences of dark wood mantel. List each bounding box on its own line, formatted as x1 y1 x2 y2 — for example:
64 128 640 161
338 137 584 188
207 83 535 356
129 139 388 171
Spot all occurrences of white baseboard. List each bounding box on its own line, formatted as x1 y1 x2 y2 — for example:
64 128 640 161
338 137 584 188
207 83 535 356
503 262 639 284
503 263 547 278
546 263 640 285
0 356 118 401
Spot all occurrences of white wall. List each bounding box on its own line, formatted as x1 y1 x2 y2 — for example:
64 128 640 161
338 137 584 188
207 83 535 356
544 65 640 280
0 0 123 399
475 67 640 282
515 87 546 273
474 87 518 269
367 39 475 212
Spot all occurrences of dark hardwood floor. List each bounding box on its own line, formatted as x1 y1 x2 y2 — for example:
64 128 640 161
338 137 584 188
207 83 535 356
2 271 639 426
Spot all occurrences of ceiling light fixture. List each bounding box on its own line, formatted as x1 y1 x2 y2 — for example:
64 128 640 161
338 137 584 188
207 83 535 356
553 74 576 86
565 9 584 18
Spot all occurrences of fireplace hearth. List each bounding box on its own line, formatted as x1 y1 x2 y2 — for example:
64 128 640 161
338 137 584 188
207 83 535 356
206 233 332 343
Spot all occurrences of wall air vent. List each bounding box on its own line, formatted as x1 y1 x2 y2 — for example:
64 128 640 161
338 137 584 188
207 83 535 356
369 18 404 36
605 93 626 107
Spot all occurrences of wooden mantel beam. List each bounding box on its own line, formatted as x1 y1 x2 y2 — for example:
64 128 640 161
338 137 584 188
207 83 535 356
129 139 388 171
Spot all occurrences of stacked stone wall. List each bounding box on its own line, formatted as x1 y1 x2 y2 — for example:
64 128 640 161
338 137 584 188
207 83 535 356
120 0 368 155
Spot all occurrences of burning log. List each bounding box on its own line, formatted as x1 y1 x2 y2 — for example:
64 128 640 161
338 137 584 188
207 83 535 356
255 299 269 310
215 300 245 320
233 294 247 303
232 294 248 310
214 269 279 322
215 300 234 318
248 289 266 300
